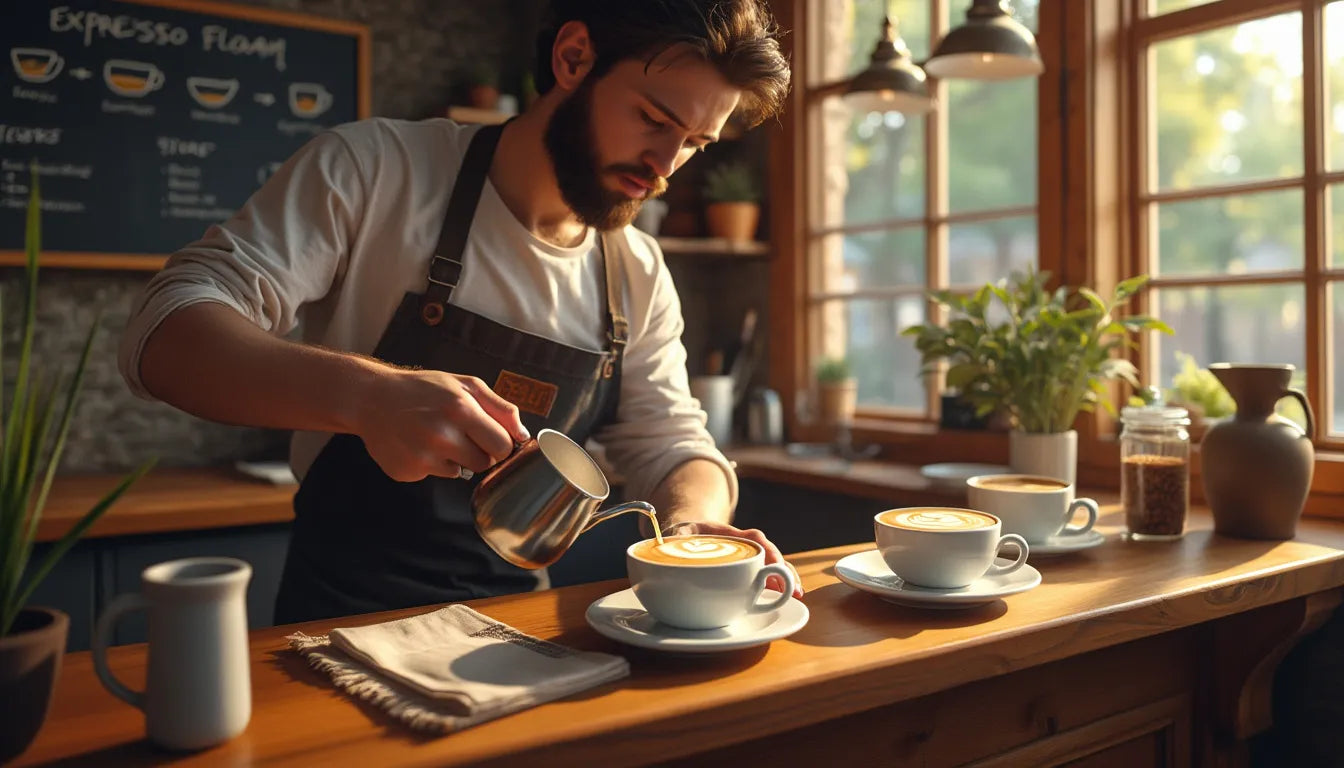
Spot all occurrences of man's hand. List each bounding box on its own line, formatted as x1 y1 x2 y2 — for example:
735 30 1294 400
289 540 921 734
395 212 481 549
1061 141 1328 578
357 369 531 482
665 520 804 599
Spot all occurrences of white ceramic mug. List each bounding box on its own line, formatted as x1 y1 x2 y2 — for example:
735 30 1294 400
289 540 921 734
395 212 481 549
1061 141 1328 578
967 474 1100 544
627 536 795 629
875 508 1029 589
690 374 735 446
92 557 252 751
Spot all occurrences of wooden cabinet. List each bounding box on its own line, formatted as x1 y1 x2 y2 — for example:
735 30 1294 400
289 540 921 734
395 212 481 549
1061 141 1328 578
673 632 1197 768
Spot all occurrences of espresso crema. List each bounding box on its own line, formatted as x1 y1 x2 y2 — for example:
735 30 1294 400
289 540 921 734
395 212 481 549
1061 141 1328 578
631 535 758 565
879 508 997 531
977 477 1068 492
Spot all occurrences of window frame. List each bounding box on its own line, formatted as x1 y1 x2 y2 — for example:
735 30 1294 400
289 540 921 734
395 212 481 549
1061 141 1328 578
769 0 1068 446
769 0 1344 517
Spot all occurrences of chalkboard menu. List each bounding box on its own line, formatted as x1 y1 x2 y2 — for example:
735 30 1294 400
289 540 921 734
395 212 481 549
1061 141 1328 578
0 0 370 269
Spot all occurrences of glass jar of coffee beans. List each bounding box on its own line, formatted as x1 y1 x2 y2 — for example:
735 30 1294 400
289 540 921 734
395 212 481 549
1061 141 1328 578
1120 400 1191 540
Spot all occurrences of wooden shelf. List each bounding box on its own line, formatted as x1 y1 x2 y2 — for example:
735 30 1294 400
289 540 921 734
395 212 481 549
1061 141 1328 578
656 236 770 258
443 105 512 124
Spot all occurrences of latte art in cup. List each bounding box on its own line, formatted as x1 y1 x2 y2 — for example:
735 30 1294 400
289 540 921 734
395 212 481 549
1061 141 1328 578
630 535 759 565
878 508 997 531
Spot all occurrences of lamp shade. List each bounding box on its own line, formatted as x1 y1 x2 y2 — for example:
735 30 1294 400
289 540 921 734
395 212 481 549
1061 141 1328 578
924 0 1043 81
844 17 934 115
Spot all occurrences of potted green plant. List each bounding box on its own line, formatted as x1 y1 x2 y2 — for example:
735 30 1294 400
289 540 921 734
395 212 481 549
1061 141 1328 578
702 160 761 241
903 270 1171 484
466 62 500 110
815 356 857 425
0 171 153 763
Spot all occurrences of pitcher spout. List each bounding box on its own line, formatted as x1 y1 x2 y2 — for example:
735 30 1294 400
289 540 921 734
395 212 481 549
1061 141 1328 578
583 500 657 532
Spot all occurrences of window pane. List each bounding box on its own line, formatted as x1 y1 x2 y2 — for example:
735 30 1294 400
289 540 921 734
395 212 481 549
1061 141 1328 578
949 216 1038 285
1155 190 1303 276
818 298 926 410
1152 13 1303 192
819 106 926 227
1153 284 1306 389
1329 3 1344 170
1331 184 1344 267
1332 282 1344 434
947 76 1037 213
1150 0 1214 15
814 0 931 85
817 229 925 293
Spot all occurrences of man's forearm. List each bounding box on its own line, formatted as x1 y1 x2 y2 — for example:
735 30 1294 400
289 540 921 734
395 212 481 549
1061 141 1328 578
137 302 382 435
644 458 734 535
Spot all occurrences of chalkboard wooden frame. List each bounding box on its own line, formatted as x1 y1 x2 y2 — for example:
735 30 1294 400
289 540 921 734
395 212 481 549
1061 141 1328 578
1 0 372 271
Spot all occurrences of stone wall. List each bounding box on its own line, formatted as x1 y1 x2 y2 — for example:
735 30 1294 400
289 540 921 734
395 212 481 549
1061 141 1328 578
10 0 772 475
9 0 544 474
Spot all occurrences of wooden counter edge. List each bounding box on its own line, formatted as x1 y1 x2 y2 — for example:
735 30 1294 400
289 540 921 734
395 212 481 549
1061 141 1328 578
35 467 296 542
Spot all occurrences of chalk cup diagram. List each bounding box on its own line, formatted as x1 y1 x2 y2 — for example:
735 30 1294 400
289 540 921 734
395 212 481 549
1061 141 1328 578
186 76 240 109
104 59 164 97
11 47 64 83
288 83 332 118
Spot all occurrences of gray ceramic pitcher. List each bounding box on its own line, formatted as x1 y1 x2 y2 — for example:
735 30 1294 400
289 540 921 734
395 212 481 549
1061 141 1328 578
1201 364 1315 540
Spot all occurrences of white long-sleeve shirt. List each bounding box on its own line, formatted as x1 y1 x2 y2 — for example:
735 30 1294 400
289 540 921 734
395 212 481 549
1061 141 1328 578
118 117 737 507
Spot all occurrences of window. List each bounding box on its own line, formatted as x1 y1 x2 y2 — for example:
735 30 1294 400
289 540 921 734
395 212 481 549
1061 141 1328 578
1131 0 1344 440
802 0 1041 420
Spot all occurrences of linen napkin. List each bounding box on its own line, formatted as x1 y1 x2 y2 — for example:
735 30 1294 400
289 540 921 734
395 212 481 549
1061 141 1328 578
288 604 629 733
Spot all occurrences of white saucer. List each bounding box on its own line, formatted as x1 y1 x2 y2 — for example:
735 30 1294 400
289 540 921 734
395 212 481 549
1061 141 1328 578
920 462 1011 490
584 588 809 654
834 549 1042 609
1027 529 1106 556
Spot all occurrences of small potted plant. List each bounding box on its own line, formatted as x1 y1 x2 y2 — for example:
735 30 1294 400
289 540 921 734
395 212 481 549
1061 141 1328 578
904 269 1171 485
815 357 858 425
702 160 761 241
466 63 500 110
0 171 153 762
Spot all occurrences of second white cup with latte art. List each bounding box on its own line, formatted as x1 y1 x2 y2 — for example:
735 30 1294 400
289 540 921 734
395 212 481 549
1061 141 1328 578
875 508 1029 589
627 535 796 630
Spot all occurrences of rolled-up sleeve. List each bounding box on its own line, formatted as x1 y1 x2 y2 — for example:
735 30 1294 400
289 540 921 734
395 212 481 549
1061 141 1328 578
593 254 739 510
118 129 366 399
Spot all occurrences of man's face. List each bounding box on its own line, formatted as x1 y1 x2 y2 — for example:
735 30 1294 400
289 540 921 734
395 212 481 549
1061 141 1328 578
544 47 741 231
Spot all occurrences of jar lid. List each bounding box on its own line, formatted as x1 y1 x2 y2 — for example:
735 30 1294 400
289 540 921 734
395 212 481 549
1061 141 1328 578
1120 404 1191 426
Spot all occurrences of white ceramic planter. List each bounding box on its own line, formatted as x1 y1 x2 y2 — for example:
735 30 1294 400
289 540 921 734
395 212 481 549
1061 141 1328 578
1009 429 1077 486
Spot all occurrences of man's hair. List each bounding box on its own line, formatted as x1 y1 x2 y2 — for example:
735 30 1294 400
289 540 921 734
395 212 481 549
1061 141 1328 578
534 0 790 127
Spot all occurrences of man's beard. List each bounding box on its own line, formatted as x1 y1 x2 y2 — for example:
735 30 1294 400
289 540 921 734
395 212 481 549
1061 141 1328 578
544 79 667 231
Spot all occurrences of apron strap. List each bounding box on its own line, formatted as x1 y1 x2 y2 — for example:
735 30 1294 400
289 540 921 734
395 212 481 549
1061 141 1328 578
421 123 505 324
599 230 629 379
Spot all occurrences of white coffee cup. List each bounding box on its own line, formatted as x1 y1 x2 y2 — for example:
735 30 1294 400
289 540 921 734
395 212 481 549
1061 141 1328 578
92 557 252 751
875 507 1029 589
966 474 1100 544
627 535 795 629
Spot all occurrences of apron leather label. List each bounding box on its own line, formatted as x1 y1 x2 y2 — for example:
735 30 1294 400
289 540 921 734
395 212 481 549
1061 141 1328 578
495 370 559 418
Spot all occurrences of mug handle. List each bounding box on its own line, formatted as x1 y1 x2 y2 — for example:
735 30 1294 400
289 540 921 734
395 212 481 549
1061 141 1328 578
749 563 796 614
985 534 1029 577
1060 498 1100 536
92 593 148 710
1282 388 1315 437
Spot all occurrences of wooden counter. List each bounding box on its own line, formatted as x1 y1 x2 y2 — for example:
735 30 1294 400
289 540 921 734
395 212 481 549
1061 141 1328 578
16 508 1344 767
36 468 296 543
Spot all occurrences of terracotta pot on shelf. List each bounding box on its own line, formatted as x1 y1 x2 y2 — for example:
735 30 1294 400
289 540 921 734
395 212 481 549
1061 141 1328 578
705 202 760 241
469 84 499 110
818 379 858 425
0 607 69 763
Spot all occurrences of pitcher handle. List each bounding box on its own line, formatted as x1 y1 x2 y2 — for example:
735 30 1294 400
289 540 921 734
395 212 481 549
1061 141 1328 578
92 593 148 710
583 500 656 532
1283 388 1315 437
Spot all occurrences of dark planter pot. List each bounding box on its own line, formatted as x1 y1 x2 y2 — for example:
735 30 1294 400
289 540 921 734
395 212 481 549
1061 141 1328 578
0 607 69 763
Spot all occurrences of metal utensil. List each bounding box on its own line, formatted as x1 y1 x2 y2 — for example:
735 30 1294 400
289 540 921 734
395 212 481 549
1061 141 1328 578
470 429 654 569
